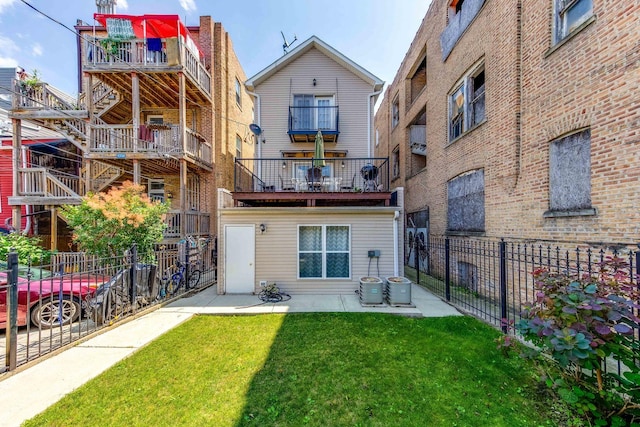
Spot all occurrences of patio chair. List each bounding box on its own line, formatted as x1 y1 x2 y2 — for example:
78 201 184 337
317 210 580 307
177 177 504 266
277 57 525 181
279 174 295 191
341 173 356 192
306 167 324 192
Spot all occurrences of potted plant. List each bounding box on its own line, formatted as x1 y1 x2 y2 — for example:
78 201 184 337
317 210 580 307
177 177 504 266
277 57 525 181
384 276 412 305
359 276 383 304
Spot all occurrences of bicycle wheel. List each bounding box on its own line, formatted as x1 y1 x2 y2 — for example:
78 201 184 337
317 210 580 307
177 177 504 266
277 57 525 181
187 269 201 289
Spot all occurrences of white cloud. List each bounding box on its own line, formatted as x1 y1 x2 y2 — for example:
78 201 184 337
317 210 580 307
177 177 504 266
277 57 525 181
32 42 42 57
0 0 17 15
179 0 196 12
0 35 19 67
118 0 129 10
0 57 18 67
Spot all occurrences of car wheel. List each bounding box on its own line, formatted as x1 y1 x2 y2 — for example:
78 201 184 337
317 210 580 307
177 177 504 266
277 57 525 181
31 297 81 328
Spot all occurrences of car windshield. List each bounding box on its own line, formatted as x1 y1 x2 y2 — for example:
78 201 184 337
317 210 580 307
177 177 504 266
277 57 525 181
0 262 54 279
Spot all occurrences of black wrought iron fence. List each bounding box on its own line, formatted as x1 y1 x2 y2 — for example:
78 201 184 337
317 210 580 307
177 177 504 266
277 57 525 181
411 237 639 333
1 239 217 373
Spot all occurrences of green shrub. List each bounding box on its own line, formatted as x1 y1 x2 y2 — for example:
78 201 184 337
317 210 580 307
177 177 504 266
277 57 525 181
505 257 640 425
61 181 169 263
0 233 51 265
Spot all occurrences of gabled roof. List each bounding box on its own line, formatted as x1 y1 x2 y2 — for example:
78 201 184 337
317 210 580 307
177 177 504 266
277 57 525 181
245 36 384 92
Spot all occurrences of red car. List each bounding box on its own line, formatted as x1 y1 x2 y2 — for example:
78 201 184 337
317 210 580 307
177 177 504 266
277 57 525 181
0 271 110 329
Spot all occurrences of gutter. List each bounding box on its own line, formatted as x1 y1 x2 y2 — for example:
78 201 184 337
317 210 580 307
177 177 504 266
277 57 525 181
393 210 399 276
367 86 384 158
245 89 262 181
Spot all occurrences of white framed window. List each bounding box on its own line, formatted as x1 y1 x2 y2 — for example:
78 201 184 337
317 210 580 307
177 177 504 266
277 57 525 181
292 94 335 130
148 179 165 203
298 225 350 279
147 115 164 125
235 78 242 107
391 95 400 129
235 134 242 159
293 163 333 180
554 0 593 44
315 96 334 130
392 145 400 179
448 61 485 142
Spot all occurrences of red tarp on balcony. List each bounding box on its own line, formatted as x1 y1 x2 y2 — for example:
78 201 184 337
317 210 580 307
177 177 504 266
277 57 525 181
93 14 203 59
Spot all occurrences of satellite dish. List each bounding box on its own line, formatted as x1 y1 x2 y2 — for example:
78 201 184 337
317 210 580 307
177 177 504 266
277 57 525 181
249 123 262 135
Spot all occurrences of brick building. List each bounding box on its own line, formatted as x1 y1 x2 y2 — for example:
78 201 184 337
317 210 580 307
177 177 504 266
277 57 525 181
375 0 639 247
10 10 253 249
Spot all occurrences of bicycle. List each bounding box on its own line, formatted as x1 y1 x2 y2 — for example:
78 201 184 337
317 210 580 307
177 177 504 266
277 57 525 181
159 261 201 298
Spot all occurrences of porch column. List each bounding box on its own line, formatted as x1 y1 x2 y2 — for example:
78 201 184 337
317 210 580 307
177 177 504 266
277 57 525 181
131 72 141 184
179 72 187 236
49 206 58 251
11 119 22 233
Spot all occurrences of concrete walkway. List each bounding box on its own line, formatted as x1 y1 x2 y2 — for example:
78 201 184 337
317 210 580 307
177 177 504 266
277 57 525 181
0 284 460 426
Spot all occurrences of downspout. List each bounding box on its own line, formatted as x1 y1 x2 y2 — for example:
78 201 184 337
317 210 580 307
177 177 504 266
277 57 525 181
245 89 261 181
367 87 383 158
21 146 31 234
393 210 399 276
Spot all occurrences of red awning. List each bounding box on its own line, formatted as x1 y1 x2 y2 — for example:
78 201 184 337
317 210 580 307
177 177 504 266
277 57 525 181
93 14 203 58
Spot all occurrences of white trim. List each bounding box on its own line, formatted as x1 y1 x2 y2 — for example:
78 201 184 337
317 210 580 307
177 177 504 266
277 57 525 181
246 36 384 91
297 224 351 280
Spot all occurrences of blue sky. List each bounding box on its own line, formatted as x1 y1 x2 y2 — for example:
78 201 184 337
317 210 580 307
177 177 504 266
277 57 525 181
0 0 432 102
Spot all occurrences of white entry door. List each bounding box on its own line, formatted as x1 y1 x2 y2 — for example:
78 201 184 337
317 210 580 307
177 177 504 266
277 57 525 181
225 225 255 293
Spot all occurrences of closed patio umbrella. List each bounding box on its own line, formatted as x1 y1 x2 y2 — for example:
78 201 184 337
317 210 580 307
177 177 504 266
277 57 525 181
313 130 325 168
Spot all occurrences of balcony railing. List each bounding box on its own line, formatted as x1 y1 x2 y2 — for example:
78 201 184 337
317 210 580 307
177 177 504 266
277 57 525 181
83 37 211 97
89 124 211 166
164 210 210 238
234 158 389 193
288 106 339 142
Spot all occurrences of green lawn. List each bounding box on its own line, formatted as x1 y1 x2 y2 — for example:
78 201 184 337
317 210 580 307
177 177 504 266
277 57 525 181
24 314 568 426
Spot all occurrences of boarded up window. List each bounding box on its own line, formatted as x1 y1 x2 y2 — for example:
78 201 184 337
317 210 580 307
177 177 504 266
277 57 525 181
549 129 591 211
447 169 484 232
457 261 477 292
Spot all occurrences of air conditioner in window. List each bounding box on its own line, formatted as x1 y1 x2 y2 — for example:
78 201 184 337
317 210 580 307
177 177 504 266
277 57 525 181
410 142 426 156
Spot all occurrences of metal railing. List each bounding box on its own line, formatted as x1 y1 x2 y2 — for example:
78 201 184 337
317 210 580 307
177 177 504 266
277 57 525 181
410 235 639 336
1 241 217 372
234 157 390 193
288 105 339 133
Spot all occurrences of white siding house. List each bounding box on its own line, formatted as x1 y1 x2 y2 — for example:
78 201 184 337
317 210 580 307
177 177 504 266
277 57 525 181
218 36 404 294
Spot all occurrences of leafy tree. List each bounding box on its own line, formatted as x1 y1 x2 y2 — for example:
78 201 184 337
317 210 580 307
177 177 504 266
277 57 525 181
62 181 169 263
0 232 51 265
508 257 640 425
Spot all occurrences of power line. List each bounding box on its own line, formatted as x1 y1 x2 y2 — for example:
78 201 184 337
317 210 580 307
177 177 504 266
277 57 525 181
18 0 255 133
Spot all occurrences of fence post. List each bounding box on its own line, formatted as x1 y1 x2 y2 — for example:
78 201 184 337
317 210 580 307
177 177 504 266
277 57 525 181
185 238 191 288
499 239 508 333
415 234 420 285
5 251 18 372
130 244 137 310
445 238 451 302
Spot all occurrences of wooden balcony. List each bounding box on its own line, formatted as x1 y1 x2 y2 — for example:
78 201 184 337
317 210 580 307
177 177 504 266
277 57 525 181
86 124 212 173
82 37 211 104
8 168 83 206
164 210 210 238
233 158 391 207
